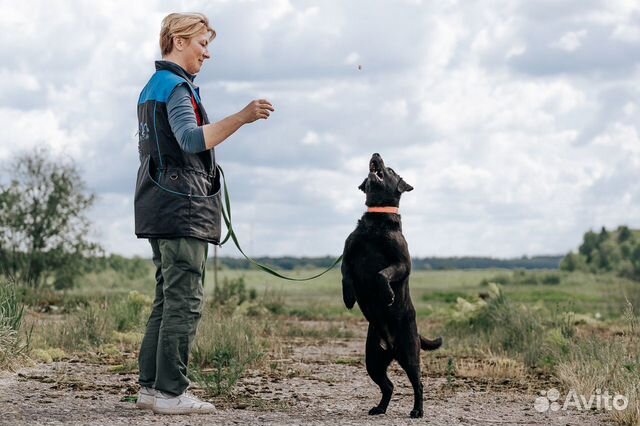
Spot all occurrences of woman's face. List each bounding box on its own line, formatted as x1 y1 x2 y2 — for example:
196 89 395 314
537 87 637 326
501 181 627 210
177 30 211 74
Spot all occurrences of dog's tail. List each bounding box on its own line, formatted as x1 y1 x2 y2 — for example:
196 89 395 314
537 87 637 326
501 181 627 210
420 335 443 351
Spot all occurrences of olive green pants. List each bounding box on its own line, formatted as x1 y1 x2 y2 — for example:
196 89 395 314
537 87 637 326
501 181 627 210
138 237 207 396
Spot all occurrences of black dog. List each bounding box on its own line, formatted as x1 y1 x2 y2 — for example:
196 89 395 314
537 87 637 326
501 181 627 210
341 153 442 418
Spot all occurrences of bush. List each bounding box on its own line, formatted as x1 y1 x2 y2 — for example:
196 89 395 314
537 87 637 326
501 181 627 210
109 291 151 332
555 303 639 425
86 255 151 280
445 284 569 367
212 277 256 307
480 274 512 286
541 273 562 285
31 303 111 351
190 309 265 396
480 271 563 287
76 304 110 347
17 287 90 313
261 288 285 315
422 291 471 304
557 335 640 425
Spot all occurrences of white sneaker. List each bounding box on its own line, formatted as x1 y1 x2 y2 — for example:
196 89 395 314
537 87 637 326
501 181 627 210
136 387 156 410
152 390 216 415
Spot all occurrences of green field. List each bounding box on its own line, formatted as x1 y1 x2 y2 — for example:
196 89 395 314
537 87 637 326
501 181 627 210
69 264 639 323
3 265 639 425
204 267 636 321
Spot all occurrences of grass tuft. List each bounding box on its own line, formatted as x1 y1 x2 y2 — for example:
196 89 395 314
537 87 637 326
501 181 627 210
446 283 545 367
555 300 640 425
189 308 265 396
0 279 28 368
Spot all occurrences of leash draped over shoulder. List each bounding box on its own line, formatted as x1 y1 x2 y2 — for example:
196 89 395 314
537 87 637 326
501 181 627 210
217 166 343 281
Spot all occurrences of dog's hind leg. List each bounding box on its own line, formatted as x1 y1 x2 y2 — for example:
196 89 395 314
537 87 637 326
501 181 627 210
365 324 394 415
396 334 424 418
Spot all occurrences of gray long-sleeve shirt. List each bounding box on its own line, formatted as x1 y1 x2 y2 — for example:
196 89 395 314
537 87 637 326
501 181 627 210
167 84 206 153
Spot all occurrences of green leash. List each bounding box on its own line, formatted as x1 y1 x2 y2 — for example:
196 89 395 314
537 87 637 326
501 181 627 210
217 166 343 281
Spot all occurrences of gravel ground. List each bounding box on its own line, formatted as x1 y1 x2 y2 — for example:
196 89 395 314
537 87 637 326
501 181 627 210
0 330 611 425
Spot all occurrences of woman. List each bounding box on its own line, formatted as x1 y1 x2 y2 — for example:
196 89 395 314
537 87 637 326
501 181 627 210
134 12 274 415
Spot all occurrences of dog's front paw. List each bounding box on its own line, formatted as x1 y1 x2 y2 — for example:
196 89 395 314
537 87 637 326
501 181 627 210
377 272 395 306
387 293 395 306
344 297 356 310
383 284 395 306
368 406 386 416
409 408 423 418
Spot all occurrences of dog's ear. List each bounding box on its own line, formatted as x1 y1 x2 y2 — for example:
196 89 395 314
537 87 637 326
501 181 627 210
397 178 413 193
358 178 368 192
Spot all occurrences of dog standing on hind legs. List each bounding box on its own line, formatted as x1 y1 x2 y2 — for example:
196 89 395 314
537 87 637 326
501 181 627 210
341 153 442 418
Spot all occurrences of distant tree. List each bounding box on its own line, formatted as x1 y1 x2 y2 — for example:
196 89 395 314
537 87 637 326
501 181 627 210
598 226 610 243
0 150 101 289
579 230 599 262
85 254 149 280
560 252 588 272
562 225 640 281
630 243 640 280
593 238 616 271
618 226 633 243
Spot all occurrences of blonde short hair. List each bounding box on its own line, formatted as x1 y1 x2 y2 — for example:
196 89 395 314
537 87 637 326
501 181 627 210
159 13 216 57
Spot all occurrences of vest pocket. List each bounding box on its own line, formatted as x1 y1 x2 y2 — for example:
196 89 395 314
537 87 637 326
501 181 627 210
185 171 222 243
136 155 221 242
156 168 192 196
135 155 189 237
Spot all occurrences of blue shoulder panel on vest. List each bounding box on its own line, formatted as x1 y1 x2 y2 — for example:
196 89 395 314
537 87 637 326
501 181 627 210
138 70 189 104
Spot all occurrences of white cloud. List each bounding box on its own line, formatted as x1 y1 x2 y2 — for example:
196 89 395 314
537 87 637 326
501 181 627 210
255 0 294 30
301 131 320 145
506 44 527 59
0 108 87 159
583 0 640 38
611 24 640 42
592 123 640 156
344 52 360 66
551 30 588 51
0 69 40 93
1 0 640 258
381 99 408 121
623 101 636 115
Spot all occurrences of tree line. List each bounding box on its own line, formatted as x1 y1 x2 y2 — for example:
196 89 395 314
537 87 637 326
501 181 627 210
213 255 563 271
1 150 633 290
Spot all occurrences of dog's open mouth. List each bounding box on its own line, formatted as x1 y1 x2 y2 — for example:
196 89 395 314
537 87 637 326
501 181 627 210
369 162 384 182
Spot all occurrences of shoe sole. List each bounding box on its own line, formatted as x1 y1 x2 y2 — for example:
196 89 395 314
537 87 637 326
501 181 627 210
152 407 216 415
136 401 154 410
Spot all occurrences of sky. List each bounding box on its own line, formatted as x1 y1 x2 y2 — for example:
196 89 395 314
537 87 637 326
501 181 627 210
1 0 640 259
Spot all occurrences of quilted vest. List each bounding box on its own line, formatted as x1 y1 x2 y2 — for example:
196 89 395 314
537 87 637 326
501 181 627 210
134 60 221 243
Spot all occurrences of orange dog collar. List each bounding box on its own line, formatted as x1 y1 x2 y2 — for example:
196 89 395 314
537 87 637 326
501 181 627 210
367 207 399 214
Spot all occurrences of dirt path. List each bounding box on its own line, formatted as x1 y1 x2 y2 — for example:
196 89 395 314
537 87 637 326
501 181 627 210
0 330 610 425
